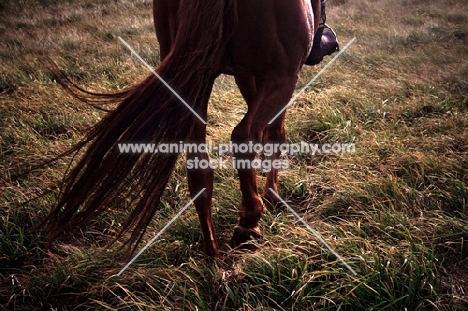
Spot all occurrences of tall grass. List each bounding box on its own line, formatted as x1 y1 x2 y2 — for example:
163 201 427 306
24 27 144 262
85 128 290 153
1 0 467 309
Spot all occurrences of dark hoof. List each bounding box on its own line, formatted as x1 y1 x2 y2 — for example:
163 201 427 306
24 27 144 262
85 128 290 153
230 225 262 250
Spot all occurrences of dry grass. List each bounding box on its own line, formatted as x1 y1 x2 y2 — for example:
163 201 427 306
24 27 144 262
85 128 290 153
1 0 467 310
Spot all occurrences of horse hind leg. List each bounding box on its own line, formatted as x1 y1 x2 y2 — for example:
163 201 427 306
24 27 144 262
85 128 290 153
261 113 287 210
230 75 298 249
186 82 220 257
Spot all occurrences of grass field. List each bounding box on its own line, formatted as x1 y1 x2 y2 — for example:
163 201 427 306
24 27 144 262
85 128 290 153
1 0 468 309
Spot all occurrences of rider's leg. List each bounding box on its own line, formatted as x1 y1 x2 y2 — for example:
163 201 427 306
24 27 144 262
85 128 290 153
305 0 339 66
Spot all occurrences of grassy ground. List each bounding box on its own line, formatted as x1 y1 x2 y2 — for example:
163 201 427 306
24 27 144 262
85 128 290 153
1 0 467 309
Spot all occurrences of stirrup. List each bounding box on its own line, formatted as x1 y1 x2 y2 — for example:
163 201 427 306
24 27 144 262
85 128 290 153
305 24 339 66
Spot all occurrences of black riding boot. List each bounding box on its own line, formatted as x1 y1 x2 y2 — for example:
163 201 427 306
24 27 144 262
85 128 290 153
305 0 339 66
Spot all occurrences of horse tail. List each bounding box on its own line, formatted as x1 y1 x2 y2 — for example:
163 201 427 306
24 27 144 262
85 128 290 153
41 0 230 252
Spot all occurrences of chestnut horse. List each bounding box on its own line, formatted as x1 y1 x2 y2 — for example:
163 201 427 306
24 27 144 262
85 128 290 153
42 0 320 257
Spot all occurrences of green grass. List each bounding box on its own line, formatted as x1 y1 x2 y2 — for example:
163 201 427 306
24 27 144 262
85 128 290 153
1 0 468 309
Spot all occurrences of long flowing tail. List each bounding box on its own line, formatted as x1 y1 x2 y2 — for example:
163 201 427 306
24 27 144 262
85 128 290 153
41 0 229 251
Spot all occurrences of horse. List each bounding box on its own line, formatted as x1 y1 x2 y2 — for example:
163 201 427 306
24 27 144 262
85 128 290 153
42 0 320 257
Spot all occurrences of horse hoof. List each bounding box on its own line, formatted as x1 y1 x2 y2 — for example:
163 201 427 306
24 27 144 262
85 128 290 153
231 225 262 250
